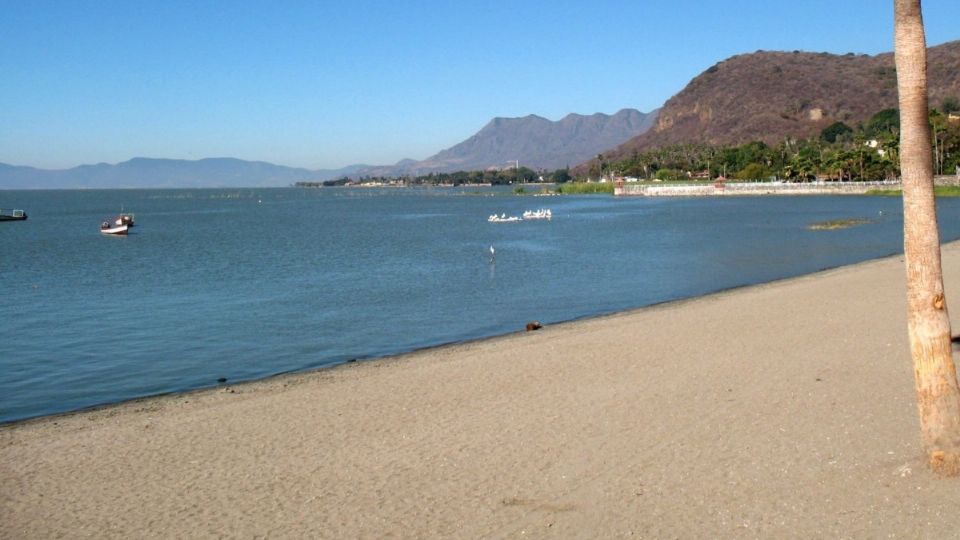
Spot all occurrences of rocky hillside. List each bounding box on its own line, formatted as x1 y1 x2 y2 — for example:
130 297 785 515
360 108 657 176
595 40 960 166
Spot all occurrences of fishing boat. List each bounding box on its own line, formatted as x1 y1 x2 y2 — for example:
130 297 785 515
488 213 521 223
114 213 135 227
0 209 28 221
522 209 552 220
100 220 129 235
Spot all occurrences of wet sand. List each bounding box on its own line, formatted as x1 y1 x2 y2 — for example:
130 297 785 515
4 242 960 538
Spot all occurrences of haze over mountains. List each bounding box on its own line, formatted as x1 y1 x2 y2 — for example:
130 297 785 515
0 159 370 190
4 40 959 189
356 108 658 177
0 109 657 189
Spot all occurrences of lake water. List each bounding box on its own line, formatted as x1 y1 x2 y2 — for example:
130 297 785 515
2 187 959 423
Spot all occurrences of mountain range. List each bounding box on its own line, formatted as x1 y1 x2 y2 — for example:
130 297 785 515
0 109 656 189
4 39 959 189
355 108 658 177
1 108 659 188
0 159 373 190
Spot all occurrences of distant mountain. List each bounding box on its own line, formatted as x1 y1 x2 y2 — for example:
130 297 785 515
591 40 960 168
357 108 658 177
0 158 368 189
0 109 657 188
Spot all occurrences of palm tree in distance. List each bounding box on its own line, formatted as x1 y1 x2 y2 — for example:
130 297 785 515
894 0 960 476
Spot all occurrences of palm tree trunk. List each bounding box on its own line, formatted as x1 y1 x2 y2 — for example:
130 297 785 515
895 0 960 476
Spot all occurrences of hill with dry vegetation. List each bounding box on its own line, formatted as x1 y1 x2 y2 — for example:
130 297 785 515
588 40 960 170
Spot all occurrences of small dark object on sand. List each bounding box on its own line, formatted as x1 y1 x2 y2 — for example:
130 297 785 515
526 321 542 331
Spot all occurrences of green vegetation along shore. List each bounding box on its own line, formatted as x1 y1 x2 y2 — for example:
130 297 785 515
807 218 872 230
867 185 960 197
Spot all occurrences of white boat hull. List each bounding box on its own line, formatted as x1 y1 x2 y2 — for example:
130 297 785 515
100 224 129 235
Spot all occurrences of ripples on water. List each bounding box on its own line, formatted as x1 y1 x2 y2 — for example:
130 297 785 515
2 186 958 423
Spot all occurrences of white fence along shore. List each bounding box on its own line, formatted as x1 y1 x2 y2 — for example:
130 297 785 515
615 180 901 197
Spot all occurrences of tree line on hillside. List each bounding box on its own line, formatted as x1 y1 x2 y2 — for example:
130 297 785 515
597 101 960 182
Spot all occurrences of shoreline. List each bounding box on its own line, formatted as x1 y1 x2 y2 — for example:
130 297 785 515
5 189 940 428
5 242 960 537
1 246 909 428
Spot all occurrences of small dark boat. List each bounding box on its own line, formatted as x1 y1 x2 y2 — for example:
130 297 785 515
0 209 27 221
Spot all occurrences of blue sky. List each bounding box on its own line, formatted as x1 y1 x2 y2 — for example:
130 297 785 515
2 0 959 171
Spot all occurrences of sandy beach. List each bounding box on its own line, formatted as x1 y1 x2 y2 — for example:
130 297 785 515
5 242 960 538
